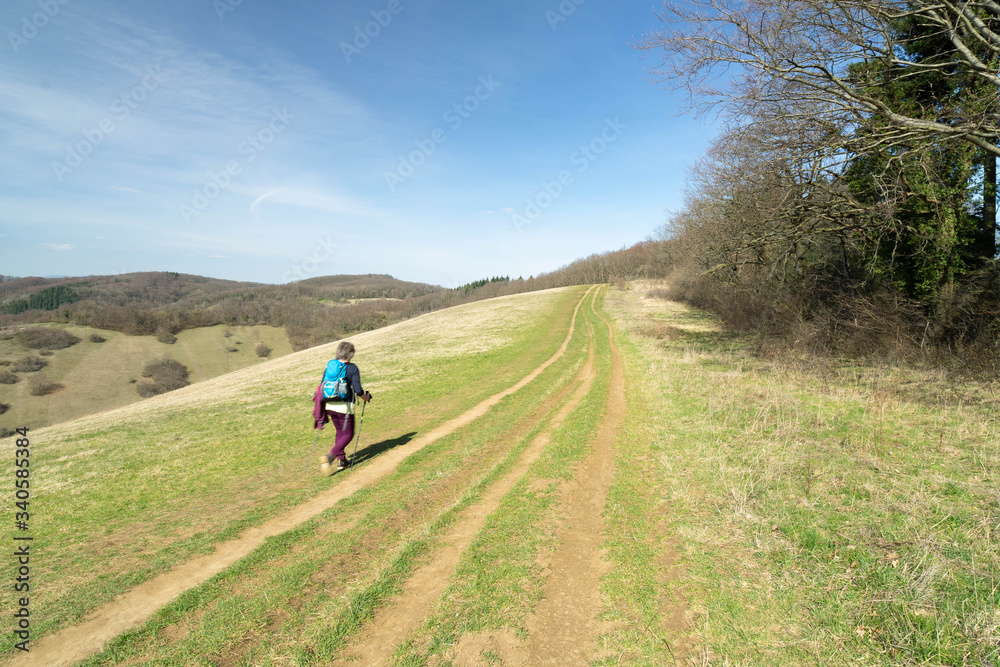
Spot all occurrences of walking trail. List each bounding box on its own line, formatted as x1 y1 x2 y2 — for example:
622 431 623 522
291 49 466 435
331 287 625 665
3 286 597 667
523 290 625 665
333 306 598 666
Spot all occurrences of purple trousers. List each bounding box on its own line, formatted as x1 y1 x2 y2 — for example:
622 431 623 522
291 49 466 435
328 412 355 462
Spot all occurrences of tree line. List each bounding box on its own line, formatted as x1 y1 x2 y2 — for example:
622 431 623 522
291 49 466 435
0 285 80 314
633 0 1000 369
455 276 511 293
0 259 667 352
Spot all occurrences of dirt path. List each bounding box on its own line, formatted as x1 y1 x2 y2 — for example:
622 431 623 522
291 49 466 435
3 287 597 667
334 287 626 667
521 287 625 665
333 316 598 666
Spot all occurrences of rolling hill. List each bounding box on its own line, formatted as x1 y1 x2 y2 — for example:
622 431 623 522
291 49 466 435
0 323 294 435
7 286 590 664
3 283 998 665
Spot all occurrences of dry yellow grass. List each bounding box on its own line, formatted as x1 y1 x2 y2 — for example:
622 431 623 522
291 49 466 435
603 283 1000 665
33 288 569 445
0 324 292 432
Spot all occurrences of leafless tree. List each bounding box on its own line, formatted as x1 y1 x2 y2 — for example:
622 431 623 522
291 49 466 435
636 0 1000 158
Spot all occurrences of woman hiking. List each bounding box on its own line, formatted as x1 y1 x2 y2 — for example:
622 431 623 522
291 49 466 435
313 341 372 475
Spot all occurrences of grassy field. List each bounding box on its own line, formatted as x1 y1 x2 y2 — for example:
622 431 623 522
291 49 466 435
4 287 584 662
0 324 293 433
77 291 602 666
6 282 998 666
602 281 1000 665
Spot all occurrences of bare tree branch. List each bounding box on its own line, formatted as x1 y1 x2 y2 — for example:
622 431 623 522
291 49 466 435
637 0 1000 157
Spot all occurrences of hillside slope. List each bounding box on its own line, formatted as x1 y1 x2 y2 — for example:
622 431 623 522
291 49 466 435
0 324 293 434
9 282 998 666
8 286 583 661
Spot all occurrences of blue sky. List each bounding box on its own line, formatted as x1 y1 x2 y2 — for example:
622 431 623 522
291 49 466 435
0 0 713 287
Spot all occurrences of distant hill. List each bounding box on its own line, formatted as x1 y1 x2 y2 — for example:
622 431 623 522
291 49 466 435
0 239 672 350
0 272 445 350
0 242 675 432
0 272 442 311
0 322 293 435
0 271 260 307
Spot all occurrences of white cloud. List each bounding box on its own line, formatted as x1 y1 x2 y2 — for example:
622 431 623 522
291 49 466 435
40 243 73 251
0 7 376 192
249 188 278 219
243 186 376 218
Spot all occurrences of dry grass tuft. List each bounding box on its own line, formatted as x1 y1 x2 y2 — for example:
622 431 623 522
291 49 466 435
603 282 1000 665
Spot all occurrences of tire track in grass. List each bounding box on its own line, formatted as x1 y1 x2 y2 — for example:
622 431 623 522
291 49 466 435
4 286 598 667
522 287 625 665
332 309 599 666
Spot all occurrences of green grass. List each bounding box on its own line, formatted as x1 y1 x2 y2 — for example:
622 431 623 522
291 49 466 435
5 287 586 659
0 323 293 432
601 284 1000 665
596 325 680 666
14 283 991 665
390 292 613 665
77 288 596 665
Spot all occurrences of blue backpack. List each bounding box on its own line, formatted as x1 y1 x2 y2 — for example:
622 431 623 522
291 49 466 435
321 360 350 401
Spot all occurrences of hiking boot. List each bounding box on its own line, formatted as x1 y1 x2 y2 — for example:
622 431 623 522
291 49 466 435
319 453 332 465
336 458 350 471
320 461 334 476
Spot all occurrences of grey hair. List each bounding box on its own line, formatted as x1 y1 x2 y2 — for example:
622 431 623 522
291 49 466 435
335 341 356 361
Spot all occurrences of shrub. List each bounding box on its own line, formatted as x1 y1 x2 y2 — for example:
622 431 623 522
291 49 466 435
0 371 19 384
0 403 9 415
255 343 272 358
28 374 63 396
135 378 160 398
0 428 14 439
156 327 177 344
227 347 239 353
223 330 233 338
16 327 80 350
89 333 107 343
39 349 53 357
0 360 10 366
136 357 190 397
12 356 46 373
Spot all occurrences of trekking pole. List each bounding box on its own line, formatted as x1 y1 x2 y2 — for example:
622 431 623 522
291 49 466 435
350 400 367 470
310 428 320 471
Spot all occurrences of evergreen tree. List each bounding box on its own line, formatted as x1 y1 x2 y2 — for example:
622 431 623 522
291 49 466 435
844 7 995 297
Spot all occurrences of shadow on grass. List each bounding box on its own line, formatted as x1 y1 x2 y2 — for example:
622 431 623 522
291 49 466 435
350 431 417 467
641 321 744 348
